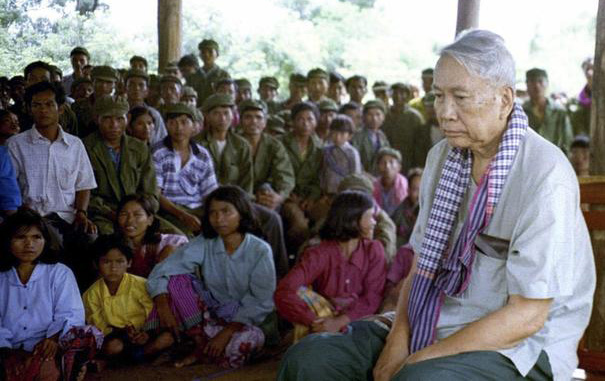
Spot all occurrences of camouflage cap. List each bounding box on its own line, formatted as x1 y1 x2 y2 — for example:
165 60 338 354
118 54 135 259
289 73 307 85
235 78 252 90
307 68 329 80
91 65 118 82
376 147 402 164
318 98 338 112
181 86 198 98
202 93 235 113
239 99 267 115
160 74 183 86
70 46 90 59
124 69 149 83
164 102 195 120
198 39 219 53
337 173 374 194
363 99 386 114
372 81 389 91
259 76 279 89
525 68 548 81
94 96 129 117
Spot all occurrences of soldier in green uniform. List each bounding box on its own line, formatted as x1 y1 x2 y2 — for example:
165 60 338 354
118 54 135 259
193 94 253 193
351 99 391 175
317 98 339 144
409 68 434 120
522 68 573 152
258 76 281 115
280 101 323 251
306 68 330 104
177 54 199 78
235 78 253 105
383 82 429 173
328 72 346 106
346 75 368 104
281 73 307 110
129 55 148 73
339 101 363 132
180 85 204 132
72 65 118 138
372 80 390 108
83 97 162 235
239 99 295 211
192 39 231 106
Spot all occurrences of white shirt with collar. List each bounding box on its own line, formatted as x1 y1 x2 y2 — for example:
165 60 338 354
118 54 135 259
7 125 97 223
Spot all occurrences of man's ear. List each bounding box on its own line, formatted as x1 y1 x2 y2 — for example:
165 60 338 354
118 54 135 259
499 86 514 120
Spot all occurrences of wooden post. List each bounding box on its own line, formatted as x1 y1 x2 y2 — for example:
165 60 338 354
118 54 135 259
157 0 182 74
455 0 481 36
592 0 605 175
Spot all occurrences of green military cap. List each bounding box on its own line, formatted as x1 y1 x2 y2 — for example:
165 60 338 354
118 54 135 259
124 69 149 83
307 68 329 80
198 39 219 53
202 93 235 113
129 55 148 67
337 173 374 194
372 81 389 91
71 77 92 92
235 78 252 90
160 74 182 86
390 82 409 91
70 46 90 59
91 65 118 82
363 99 386 114
259 76 279 89
181 86 198 98
239 99 267 115
525 68 548 81
164 102 195 120
266 114 286 135
289 73 307 85
178 54 199 68
94 96 129 117
318 98 338 112
421 68 434 77
376 147 402 163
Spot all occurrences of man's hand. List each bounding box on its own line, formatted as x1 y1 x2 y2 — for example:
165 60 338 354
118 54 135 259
73 211 97 235
256 190 284 210
33 337 59 361
178 210 201 232
311 315 350 333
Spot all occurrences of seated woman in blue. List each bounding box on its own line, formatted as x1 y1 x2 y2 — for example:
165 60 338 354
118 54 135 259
146 185 276 369
0 209 94 381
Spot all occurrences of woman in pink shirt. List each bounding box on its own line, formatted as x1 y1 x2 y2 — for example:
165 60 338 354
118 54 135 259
275 190 386 340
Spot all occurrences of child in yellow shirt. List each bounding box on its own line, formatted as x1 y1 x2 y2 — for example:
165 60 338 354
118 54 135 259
83 235 154 367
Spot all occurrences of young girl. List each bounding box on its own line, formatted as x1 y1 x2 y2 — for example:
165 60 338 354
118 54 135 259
127 106 155 144
391 167 423 248
372 147 408 216
116 195 188 278
83 235 156 368
0 209 100 381
145 186 276 368
275 191 386 341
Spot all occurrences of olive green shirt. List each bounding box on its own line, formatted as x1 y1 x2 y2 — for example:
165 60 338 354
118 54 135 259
186 65 230 106
83 132 159 219
351 127 391 174
250 133 295 199
280 132 323 200
522 98 573 152
382 105 430 172
193 129 254 194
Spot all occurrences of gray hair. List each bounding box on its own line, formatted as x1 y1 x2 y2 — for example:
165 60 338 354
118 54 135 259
439 29 516 89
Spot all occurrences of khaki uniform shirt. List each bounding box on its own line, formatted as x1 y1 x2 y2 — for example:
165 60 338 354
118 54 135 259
383 105 430 172
522 98 573 152
280 132 323 200
351 127 391 174
251 133 295 199
193 130 254 194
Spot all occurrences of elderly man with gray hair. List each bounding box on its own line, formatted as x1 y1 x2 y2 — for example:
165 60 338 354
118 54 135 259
277 30 595 381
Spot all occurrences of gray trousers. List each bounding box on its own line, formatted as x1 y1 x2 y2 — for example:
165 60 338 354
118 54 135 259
277 320 553 381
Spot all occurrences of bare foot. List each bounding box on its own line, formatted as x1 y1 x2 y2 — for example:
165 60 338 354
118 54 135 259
174 354 197 368
75 364 87 381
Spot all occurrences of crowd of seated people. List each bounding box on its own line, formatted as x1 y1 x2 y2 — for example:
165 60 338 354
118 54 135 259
0 37 595 379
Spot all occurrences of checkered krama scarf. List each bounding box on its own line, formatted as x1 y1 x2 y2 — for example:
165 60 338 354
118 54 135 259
407 104 528 352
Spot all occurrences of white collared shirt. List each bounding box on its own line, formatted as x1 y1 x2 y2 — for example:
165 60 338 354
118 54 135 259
7 126 97 223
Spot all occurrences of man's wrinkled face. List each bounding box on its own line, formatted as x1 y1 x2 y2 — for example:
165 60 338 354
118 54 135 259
161 82 182 105
433 55 512 153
